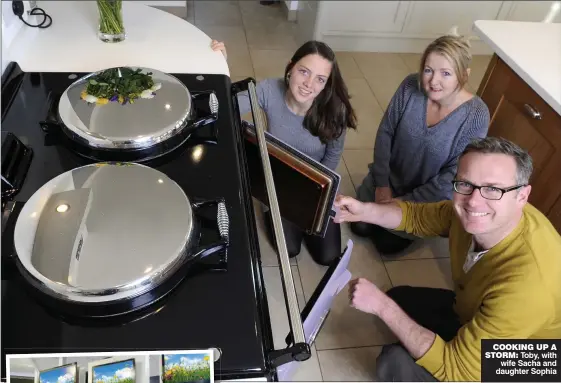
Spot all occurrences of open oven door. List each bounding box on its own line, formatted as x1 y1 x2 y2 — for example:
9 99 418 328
232 79 340 238
231 78 350 377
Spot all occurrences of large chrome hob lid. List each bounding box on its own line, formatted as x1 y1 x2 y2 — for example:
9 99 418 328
57 67 192 150
13 163 194 303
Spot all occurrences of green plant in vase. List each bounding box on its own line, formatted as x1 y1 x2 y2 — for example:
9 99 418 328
97 0 125 43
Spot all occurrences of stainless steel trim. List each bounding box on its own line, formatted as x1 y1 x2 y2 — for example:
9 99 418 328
524 103 542 120
247 81 306 345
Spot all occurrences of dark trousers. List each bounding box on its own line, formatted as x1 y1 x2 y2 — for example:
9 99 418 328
351 221 414 256
263 210 341 266
376 286 462 382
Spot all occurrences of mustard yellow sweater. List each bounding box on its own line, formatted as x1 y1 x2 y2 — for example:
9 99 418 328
394 200 561 382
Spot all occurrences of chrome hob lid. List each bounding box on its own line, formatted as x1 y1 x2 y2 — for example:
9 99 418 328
58 67 192 150
13 163 194 303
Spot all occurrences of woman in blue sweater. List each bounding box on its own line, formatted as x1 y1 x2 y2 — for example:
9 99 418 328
352 32 490 256
212 40 358 265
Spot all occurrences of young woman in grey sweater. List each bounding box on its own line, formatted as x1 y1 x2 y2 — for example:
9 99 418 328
212 40 358 266
352 33 490 256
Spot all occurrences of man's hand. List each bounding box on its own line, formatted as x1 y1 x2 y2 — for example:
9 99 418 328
349 278 437 361
348 278 388 316
334 194 403 228
333 195 369 223
210 40 228 60
375 187 392 203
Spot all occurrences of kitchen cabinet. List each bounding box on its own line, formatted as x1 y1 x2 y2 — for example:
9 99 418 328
402 1 503 36
309 1 560 53
504 1 561 23
477 55 561 233
317 1 409 33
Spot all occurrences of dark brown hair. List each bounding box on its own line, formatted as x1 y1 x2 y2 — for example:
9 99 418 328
284 41 357 144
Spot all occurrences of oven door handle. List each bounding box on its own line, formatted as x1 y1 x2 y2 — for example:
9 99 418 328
232 78 311 364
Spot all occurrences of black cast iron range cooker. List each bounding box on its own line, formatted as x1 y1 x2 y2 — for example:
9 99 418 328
0 63 280 381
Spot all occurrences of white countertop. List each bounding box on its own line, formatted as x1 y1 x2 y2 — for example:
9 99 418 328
473 20 561 116
5 1 229 76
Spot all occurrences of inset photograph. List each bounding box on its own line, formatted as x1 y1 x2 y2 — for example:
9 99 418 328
7 350 215 383
161 353 211 383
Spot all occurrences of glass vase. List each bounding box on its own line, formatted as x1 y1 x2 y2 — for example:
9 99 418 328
97 0 126 43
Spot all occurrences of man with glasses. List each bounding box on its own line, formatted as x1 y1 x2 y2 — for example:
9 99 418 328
334 137 561 382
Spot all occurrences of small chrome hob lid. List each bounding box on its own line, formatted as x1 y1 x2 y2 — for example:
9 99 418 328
58 67 192 150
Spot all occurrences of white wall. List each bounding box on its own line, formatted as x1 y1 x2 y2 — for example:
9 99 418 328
8 357 103 381
149 355 162 379
8 358 37 378
1 0 33 75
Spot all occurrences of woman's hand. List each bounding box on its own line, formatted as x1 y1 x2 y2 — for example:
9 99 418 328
375 187 392 203
210 40 227 60
333 195 369 223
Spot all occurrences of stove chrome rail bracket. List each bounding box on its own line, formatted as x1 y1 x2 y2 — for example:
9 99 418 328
244 80 312 368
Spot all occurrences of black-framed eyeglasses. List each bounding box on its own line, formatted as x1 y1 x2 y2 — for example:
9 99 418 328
452 180 526 200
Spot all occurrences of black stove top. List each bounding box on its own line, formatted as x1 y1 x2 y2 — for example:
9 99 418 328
1 64 275 381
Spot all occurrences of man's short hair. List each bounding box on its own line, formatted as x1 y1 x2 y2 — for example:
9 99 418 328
460 137 533 185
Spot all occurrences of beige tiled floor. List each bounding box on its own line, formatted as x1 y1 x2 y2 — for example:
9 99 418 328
159 1 492 380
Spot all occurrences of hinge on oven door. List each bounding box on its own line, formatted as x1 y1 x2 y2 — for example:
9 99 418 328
267 342 312 368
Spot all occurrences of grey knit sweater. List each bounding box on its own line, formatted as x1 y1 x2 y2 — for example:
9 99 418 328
358 73 490 203
236 78 346 171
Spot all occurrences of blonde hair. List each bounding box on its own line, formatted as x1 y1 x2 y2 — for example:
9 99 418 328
418 26 472 91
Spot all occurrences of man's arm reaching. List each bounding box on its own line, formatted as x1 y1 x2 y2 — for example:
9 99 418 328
378 296 437 359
